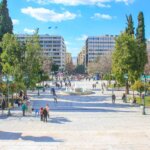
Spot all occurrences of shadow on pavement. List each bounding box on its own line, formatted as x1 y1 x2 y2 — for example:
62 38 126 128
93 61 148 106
0 115 8 119
0 131 22 140
32 98 134 113
21 136 63 142
0 131 64 142
49 117 71 124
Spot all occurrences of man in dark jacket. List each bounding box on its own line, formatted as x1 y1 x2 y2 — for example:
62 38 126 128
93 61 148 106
112 94 116 104
43 108 48 122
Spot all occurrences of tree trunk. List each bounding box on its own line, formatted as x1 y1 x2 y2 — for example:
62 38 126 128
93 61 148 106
126 80 129 94
132 90 135 98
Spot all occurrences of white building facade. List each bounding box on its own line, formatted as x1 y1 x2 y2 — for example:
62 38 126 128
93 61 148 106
85 35 116 66
17 34 66 69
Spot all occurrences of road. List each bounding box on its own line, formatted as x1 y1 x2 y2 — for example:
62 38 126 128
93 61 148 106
0 80 150 150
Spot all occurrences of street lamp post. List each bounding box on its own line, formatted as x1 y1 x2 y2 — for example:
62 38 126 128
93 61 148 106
124 73 129 94
2 75 14 116
142 74 146 115
111 74 114 95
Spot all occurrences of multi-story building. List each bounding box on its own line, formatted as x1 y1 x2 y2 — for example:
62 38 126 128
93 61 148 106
85 35 116 66
66 52 72 64
147 41 150 54
147 41 150 64
17 34 66 69
77 46 85 65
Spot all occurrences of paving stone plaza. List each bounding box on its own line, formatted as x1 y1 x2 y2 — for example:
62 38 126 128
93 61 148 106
0 80 150 150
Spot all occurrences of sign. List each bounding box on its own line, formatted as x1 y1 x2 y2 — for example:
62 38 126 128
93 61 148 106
124 74 128 79
140 75 150 80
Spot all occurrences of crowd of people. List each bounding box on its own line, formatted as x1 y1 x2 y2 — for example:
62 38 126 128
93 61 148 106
21 102 50 123
39 104 50 122
1 74 143 119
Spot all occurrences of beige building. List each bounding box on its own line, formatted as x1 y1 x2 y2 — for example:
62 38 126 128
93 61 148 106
77 47 86 65
147 41 150 64
66 52 72 64
147 41 150 54
145 41 150 74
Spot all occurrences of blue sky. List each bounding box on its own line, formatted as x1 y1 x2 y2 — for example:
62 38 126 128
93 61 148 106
6 0 150 56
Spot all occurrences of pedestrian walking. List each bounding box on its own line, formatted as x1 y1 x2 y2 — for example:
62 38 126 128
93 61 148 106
40 107 44 121
92 84 95 89
43 87 45 92
43 108 48 122
22 102 27 116
54 94 57 103
51 88 57 103
51 87 56 95
112 94 116 104
132 97 136 104
19 90 23 98
122 93 127 103
68 81 71 87
34 108 39 117
65 82 68 87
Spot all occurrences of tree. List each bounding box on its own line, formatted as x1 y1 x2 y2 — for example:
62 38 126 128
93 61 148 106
131 80 145 98
75 65 85 74
136 11 148 74
0 33 25 98
51 63 59 73
0 32 44 92
0 33 20 76
0 0 13 41
23 32 43 89
65 62 75 74
88 62 99 75
96 54 112 74
88 53 112 75
42 57 52 74
126 14 134 35
112 32 138 93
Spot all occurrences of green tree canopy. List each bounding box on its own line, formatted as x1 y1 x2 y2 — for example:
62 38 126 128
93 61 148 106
126 14 134 35
112 32 139 84
23 32 43 88
0 33 20 75
136 11 148 73
51 63 59 72
0 32 44 90
0 0 13 40
75 65 85 74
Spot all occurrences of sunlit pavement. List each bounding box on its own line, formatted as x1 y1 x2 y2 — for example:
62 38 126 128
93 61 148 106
0 81 150 150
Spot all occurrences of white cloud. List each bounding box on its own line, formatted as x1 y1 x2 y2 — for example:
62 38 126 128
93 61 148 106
91 13 113 20
26 0 49 5
24 28 35 34
65 41 71 46
12 19 19 25
97 3 111 8
21 7 77 22
115 0 134 5
26 0 134 6
77 34 88 41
